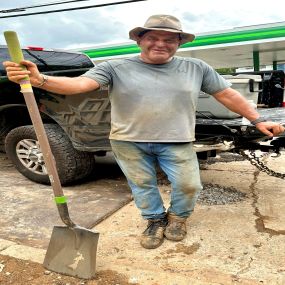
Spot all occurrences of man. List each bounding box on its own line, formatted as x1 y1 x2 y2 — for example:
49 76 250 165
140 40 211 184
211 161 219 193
4 15 284 249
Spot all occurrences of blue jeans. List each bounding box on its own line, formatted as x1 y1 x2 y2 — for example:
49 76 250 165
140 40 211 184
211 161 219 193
110 140 202 220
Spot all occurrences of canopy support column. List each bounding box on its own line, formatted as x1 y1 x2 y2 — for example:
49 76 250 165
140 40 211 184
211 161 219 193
253 51 260 71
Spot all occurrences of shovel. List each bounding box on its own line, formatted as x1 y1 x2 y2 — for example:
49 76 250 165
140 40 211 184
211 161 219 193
4 31 99 279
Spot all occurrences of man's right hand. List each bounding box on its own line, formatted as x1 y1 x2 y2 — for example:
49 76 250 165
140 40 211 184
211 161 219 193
3 60 43 86
3 59 100 95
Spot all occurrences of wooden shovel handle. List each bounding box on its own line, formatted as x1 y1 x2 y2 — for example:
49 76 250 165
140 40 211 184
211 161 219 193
4 31 75 227
4 31 63 196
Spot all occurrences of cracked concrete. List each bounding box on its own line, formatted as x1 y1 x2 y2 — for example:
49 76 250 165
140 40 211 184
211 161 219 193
202 154 285 235
249 169 285 236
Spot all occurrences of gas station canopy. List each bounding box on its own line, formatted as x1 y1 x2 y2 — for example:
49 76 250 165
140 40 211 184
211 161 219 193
78 21 285 70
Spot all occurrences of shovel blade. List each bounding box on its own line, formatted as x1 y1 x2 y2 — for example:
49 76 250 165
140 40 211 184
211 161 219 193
43 226 99 279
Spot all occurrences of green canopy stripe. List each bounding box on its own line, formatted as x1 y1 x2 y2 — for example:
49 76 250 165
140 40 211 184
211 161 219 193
81 25 285 59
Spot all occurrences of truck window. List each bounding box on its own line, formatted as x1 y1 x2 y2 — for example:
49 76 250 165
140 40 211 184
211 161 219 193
0 46 94 76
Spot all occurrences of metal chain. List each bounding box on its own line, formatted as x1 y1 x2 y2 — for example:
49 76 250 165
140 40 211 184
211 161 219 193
238 149 285 180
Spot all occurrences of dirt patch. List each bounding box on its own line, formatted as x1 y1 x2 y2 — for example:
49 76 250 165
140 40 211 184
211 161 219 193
0 254 138 285
165 242 200 255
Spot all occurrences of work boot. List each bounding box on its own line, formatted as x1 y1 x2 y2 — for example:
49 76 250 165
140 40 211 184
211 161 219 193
164 212 187 241
140 218 168 249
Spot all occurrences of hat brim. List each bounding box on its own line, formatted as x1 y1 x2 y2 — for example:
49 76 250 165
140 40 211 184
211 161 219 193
129 27 195 45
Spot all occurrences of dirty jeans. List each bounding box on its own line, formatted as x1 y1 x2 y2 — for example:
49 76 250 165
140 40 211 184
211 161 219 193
110 140 202 220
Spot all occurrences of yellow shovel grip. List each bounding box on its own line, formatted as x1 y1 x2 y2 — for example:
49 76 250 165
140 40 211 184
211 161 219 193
4 31 31 91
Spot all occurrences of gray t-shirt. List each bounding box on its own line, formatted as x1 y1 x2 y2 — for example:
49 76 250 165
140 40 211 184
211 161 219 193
82 56 231 142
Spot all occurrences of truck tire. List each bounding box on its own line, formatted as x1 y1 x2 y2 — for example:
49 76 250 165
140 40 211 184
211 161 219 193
0 115 17 152
5 124 95 185
0 125 12 152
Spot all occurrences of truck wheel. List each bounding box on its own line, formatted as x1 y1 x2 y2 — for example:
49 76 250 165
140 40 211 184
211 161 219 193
5 124 95 185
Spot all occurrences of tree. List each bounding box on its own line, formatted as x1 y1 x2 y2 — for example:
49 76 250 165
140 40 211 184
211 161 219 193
215 67 236 74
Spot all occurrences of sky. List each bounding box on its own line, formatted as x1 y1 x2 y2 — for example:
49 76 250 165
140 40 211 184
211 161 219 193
0 0 284 50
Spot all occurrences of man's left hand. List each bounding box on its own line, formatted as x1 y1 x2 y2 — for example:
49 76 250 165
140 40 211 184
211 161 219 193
255 121 285 137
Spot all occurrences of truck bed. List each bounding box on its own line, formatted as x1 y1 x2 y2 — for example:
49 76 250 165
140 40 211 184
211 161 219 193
196 107 285 127
195 107 285 147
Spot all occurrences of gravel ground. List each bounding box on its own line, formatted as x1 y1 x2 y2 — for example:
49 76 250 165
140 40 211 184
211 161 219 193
199 152 246 167
157 152 248 206
197 183 247 205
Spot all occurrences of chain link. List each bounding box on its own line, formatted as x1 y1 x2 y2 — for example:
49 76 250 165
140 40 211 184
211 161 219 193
238 149 285 180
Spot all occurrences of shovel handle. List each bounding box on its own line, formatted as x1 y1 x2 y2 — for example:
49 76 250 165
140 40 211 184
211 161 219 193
4 31 75 228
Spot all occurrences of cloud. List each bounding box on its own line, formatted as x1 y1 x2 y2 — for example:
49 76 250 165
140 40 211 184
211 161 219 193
0 0 284 49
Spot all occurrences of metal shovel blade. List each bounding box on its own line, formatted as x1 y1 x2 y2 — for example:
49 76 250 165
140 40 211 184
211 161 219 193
43 226 99 279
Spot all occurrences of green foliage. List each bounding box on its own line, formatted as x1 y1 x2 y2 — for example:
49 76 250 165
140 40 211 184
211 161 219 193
215 67 236 74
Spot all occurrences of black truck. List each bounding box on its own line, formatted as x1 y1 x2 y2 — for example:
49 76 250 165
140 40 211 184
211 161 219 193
1 46 284 184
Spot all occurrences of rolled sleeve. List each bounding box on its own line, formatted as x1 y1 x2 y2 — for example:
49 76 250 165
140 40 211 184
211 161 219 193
81 61 112 87
200 63 231 95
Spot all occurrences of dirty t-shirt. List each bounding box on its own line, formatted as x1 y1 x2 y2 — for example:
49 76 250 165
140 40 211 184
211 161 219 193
82 56 231 142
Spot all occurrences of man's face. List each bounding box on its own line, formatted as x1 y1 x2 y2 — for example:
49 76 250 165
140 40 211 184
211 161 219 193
138 30 181 64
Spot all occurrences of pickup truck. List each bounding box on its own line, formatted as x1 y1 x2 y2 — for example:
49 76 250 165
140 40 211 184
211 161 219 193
1 46 284 184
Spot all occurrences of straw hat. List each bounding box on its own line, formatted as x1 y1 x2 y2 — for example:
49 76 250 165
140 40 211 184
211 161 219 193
129 14 195 45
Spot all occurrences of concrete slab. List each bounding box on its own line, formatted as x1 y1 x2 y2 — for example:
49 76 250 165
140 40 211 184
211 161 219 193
0 239 16 251
253 157 285 233
202 157 285 233
93 198 285 284
0 153 131 248
91 153 285 285
1 244 45 264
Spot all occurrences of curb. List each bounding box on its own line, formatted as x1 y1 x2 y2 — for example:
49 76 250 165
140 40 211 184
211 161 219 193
0 238 45 264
